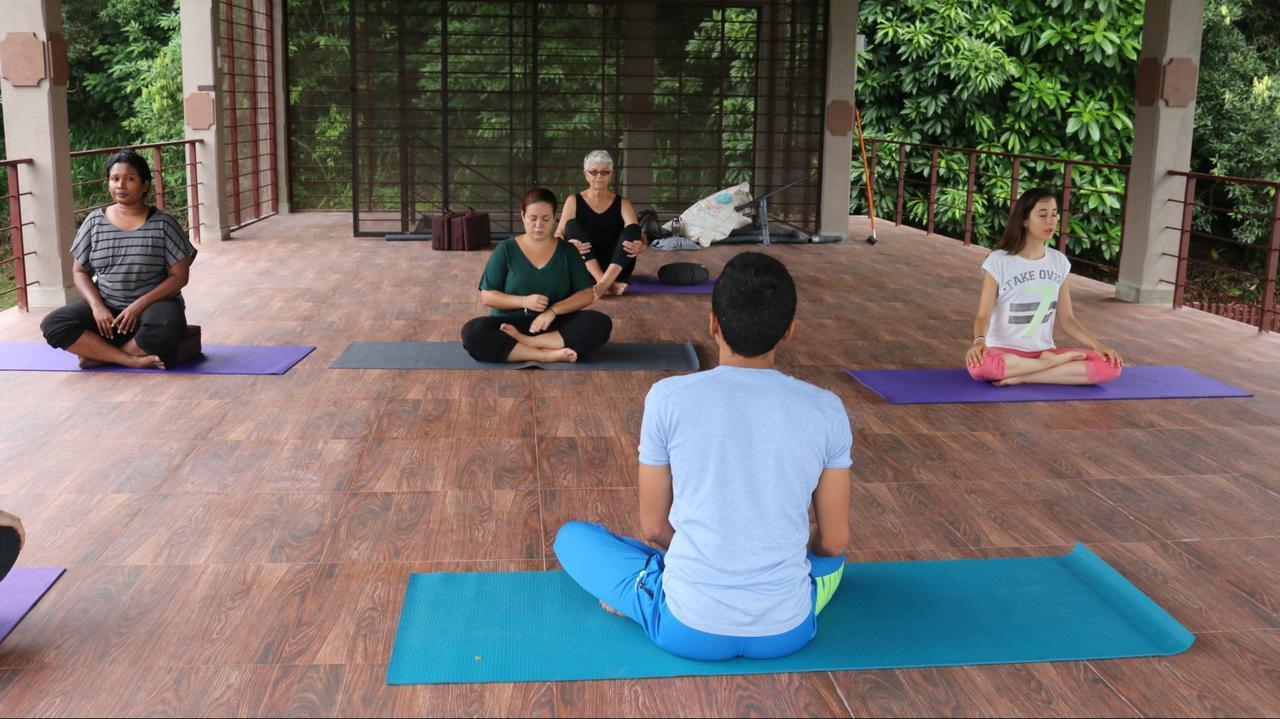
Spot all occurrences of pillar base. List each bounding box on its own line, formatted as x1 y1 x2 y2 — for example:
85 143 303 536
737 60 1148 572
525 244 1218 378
26 284 79 308
1114 281 1175 305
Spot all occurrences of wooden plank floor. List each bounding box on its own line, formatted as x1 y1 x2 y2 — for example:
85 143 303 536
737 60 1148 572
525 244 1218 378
1 213 1278 717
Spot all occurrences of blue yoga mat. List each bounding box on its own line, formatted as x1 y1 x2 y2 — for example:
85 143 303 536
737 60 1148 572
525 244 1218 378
846 365 1252 404
626 275 716 295
387 544 1193 684
0 342 315 375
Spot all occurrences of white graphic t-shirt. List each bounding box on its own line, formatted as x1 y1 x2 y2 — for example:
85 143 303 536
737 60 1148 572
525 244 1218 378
981 247 1070 353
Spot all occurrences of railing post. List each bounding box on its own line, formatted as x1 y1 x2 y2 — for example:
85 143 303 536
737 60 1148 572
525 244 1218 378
1172 174 1196 310
1260 187 1280 332
925 148 939 235
963 150 977 245
187 141 202 244
895 143 906 226
1058 162 1073 251
867 141 878 215
6 164 28 312
151 146 166 211
1010 157 1021 208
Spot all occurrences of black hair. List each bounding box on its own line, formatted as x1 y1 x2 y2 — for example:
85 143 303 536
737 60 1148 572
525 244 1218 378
521 187 557 214
997 187 1057 256
104 148 153 185
711 252 797 357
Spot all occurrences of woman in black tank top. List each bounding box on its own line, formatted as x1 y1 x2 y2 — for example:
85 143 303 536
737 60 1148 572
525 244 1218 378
555 150 647 296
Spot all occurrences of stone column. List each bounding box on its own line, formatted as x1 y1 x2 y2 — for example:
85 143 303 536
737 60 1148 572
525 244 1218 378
0 0 78 307
818 0 859 240
1115 0 1206 304
181 0 231 241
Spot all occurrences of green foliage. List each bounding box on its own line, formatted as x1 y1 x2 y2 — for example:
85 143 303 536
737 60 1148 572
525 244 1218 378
853 0 1142 275
1183 0 1280 306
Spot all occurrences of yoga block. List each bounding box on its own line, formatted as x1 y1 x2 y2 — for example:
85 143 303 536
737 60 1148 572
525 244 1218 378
169 325 203 364
431 212 456 251
450 210 490 251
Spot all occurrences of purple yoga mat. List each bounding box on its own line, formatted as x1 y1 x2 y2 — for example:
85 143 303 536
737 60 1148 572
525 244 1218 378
0 567 64 644
845 365 1253 405
626 275 716 295
0 342 315 375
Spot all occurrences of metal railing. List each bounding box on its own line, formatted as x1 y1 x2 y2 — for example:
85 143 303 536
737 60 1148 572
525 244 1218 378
852 138 1130 282
1 158 35 311
1166 170 1280 332
70 139 202 243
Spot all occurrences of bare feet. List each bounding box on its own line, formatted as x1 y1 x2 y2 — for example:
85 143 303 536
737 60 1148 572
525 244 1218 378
501 323 563 350
593 281 628 298
77 356 106 369
500 323 534 346
126 354 165 370
539 348 578 363
608 282 627 296
599 599 625 618
994 351 1085 386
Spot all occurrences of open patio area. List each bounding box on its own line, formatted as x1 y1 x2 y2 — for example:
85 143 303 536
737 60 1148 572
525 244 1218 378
0 212 1278 716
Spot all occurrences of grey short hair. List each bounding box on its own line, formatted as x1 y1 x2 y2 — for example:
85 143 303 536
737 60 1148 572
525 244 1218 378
583 150 614 171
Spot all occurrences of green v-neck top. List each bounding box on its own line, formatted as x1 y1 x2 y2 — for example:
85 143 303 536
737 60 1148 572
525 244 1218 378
478 236 595 317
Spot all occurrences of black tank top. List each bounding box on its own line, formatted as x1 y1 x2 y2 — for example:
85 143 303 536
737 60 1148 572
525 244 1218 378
574 192 625 257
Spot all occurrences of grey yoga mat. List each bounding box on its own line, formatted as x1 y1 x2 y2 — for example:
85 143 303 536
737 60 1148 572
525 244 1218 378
330 341 700 371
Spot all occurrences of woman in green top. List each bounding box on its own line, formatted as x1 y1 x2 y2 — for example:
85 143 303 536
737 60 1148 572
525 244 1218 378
461 188 613 363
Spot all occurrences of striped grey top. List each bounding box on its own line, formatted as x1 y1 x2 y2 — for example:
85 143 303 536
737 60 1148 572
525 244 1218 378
71 208 197 309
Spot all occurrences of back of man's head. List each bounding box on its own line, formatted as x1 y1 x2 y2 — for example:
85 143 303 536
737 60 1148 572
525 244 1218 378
711 252 797 357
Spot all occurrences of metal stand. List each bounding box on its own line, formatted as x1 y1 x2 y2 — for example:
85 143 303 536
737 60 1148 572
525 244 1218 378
735 177 805 247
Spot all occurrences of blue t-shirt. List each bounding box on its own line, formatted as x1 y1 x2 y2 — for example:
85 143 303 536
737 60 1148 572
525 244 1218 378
638 365 853 636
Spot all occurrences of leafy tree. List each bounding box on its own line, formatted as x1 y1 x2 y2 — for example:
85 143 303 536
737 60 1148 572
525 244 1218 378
853 0 1143 276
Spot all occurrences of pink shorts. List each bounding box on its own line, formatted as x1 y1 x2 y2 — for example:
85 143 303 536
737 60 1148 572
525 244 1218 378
967 347 1122 384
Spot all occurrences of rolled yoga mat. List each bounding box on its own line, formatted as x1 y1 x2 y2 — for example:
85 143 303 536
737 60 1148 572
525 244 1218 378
0 567 64 644
331 341 699 371
846 365 1252 404
625 275 716 295
0 342 315 375
386 544 1193 685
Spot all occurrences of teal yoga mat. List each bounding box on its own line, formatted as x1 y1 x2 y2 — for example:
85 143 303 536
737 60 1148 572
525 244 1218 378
387 544 1193 684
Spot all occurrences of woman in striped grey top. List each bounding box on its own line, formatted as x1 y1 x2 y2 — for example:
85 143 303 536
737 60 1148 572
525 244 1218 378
40 149 197 369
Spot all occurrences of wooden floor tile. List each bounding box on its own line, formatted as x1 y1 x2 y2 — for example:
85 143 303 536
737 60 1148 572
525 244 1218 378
351 438 537 492
257 664 346 718
338 663 557 717
537 436 638 488
830 662 1138 718
556 672 852 718
1082 474 1280 540
1172 537 1280 618
1088 630 1280 717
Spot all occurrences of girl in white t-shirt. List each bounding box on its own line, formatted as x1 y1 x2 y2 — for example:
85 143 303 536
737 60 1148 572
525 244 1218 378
965 188 1123 386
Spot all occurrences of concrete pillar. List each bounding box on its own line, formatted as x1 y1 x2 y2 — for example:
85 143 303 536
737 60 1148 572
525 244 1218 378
181 0 231 241
0 0 79 307
818 0 859 240
1115 0 1205 304
272 0 291 214
620 2 655 208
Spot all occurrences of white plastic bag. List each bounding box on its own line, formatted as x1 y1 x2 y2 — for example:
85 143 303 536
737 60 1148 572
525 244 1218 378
662 182 754 247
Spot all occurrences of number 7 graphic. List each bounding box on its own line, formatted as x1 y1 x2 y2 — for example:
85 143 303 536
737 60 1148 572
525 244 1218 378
1021 285 1058 338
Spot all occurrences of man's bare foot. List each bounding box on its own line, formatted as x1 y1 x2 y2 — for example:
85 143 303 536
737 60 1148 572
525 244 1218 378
599 599 625 618
77 356 106 369
538 347 578 363
607 282 627 296
125 354 165 370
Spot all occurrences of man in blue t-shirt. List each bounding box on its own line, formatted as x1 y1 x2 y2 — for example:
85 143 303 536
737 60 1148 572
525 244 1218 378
554 252 853 661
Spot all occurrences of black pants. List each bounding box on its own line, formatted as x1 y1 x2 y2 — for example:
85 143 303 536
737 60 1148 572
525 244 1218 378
0 527 19 585
40 298 188 357
564 219 642 282
461 310 613 363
